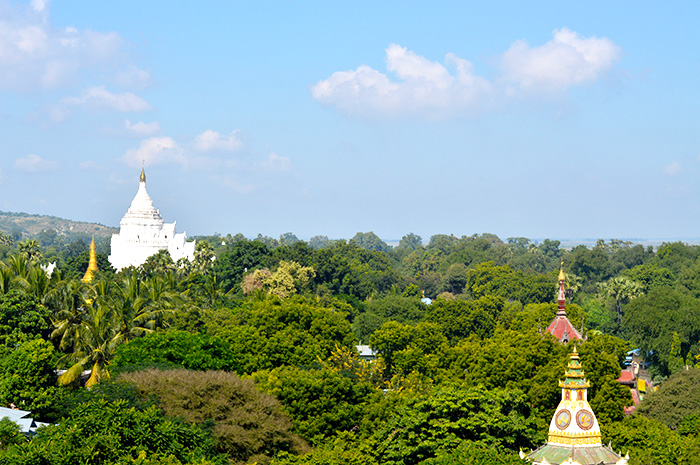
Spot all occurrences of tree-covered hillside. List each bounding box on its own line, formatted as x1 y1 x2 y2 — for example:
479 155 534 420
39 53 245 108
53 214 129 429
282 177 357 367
0 231 699 464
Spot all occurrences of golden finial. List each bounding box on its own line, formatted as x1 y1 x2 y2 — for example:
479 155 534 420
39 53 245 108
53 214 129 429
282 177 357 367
558 260 565 282
81 235 99 283
140 164 146 183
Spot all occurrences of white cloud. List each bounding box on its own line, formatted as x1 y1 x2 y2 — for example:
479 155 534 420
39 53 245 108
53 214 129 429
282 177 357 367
51 86 152 121
0 1 150 91
193 129 244 152
30 0 49 13
62 86 152 112
312 44 491 118
261 152 292 172
14 153 59 172
123 137 185 168
499 28 621 92
663 161 682 176
125 119 160 136
312 29 620 118
114 65 153 90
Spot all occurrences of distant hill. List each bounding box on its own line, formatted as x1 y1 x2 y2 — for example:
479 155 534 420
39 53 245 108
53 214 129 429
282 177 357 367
0 210 117 241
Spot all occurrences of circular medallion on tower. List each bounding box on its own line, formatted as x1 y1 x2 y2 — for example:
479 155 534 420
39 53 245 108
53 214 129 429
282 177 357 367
576 409 594 430
554 409 571 430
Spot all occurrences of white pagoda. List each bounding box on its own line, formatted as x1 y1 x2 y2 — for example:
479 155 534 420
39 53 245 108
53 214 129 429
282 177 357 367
108 168 195 271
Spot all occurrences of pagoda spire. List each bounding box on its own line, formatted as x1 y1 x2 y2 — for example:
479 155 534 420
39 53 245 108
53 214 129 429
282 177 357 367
557 261 567 316
81 235 99 283
140 162 146 183
526 347 628 464
545 260 583 343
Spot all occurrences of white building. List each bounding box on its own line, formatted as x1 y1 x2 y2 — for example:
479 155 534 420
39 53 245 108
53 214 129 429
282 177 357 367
109 168 195 271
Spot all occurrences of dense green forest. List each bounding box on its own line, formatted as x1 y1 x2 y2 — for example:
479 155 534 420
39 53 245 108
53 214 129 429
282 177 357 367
1 229 700 464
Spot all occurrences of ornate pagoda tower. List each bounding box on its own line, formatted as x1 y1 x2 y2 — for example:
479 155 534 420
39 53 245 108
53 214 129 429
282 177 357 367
81 235 99 282
546 264 583 343
108 167 195 271
524 348 628 465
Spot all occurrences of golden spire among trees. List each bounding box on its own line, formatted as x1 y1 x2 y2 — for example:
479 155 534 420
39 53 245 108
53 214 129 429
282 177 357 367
81 235 99 282
558 260 565 282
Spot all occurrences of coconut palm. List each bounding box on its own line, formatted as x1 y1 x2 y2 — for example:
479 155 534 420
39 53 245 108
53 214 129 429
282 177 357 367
57 301 119 388
48 279 91 352
17 239 43 265
26 266 51 299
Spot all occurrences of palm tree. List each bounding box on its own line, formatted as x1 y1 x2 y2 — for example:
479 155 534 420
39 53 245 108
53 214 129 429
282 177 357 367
26 266 51 299
0 265 14 295
600 276 644 323
48 279 91 352
17 239 43 265
57 301 118 388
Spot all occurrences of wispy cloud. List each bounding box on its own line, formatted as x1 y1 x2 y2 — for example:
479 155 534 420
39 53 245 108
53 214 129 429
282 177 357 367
193 129 244 153
51 86 152 121
121 129 293 193
14 153 59 172
123 137 185 168
312 28 621 118
663 161 682 176
0 2 150 92
125 119 161 136
261 152 292 172
61 86 152 112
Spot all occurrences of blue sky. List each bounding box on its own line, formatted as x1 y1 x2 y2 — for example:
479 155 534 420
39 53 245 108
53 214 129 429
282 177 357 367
1 1 699 242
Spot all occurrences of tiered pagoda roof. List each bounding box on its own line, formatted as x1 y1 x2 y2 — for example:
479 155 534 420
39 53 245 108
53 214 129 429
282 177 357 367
524 348 628 465
546 265 582 343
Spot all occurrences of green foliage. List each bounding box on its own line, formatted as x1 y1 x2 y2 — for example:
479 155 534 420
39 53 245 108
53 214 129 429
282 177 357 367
637 368 700 430
604 415 700 465
120 369 307 464
0 399 221 465
209 297 355 373
397 233 422 251
112 330 240 373
423 442 524 465
424 296 499 341
312 241 399 300
252 366 379 445
0 291 52 346
353 294 426 342
270 433 378 465
0 338 61 417
350 232 390 253
212 240 271 293
372 384 538 465
0 418 24 451
370 321 451 380
623 287 700 375
466 262 553 304
623 263 674 291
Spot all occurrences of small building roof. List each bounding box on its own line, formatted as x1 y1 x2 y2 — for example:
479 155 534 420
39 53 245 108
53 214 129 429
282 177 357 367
356 345 376 358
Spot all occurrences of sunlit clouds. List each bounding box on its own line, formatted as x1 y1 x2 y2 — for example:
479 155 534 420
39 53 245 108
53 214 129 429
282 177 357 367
312 28 621 118
14 153 59 172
